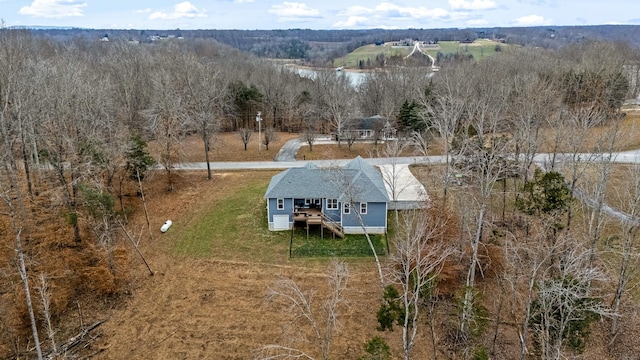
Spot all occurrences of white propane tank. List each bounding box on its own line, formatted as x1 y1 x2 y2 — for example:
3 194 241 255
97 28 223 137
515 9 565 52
160 220 172 233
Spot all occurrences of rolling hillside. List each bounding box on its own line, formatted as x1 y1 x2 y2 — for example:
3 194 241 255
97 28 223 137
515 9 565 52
333 39 514 69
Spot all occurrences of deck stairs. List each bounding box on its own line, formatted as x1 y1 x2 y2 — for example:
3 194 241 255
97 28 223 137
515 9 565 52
321 213 344 238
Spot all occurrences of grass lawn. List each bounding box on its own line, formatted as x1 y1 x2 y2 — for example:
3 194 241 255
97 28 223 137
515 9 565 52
333 40 512 69
162 170 390 263
290 228 387 258
162 171 290 263
297 142 385 160
149 132 301 163
424 39 511 60
334 44 407 68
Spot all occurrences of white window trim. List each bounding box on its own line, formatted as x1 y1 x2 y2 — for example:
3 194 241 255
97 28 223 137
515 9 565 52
360 202 367 214
277 198 284 210
343 202 351 214
326 198 338 210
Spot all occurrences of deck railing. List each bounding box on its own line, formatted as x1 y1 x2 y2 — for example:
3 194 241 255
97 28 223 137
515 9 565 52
321 213 344 238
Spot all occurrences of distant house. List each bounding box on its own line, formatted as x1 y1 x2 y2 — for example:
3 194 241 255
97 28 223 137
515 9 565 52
345 115 395 140
264 157 389 235
392 38 416 47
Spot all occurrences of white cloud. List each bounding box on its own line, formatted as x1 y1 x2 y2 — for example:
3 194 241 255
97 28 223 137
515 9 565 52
149 2 207 20
135 8 152 14
513 14 552 26
377 2 449 19
332 16 369 28
19 0 86 18
332 2 477 28
449 0 497 10
268 2 321 22
340 5 374 17
466 18 489 26
339 2 450 21
234 0 255 3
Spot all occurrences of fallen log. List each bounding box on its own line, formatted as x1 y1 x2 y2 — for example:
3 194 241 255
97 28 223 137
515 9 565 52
45 320 104 359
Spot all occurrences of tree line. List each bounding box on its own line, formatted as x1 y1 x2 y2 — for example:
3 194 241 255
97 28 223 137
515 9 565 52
24 25 640 65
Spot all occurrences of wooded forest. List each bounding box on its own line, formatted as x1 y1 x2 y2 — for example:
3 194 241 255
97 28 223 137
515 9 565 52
2 26 640 359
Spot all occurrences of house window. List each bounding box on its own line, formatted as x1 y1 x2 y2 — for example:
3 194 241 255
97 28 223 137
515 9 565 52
277 198 284 210
360 203 368 214
326 198 338 210
343 202 351 214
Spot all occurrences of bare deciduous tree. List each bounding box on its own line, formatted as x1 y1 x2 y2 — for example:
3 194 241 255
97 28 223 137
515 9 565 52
37 273 57 353
105 41 152 133
344 127 358 151
313 70 355 147
551 106 606 231
37 54 115 242
608 162 640 334
409 130 432 158
420 66 470 202
326 161 386 289
453 76 512 335
181 55 230 180
375 138 414 228
0 124 43 360
239 128 252 151
387 209 454 360
300 118 319 152
256 260 349 360
528 241 610 359
263 127 277 151
144 66 186 192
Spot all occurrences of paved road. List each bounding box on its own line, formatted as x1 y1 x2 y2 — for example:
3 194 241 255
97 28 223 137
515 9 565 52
172 147 640 220
173 156 446 170
172 154 438 209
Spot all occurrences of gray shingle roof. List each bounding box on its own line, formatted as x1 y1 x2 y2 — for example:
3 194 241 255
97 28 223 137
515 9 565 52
264 156 389 202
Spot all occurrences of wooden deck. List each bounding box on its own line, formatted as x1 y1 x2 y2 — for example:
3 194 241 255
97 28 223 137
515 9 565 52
293 207 344 238
293 207 322 223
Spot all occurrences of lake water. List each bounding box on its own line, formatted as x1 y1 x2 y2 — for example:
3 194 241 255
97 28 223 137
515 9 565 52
291 66 434 88
292 67 367 87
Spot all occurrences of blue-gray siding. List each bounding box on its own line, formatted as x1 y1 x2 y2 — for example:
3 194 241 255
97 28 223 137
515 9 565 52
268 197 294 223
267 198 386 230
341 202 387 228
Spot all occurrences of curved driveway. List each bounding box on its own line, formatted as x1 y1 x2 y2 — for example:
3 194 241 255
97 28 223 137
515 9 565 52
274 138 301 161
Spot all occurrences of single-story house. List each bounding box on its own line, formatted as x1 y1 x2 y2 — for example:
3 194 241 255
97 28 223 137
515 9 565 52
345 115 395 140
264 157 389 235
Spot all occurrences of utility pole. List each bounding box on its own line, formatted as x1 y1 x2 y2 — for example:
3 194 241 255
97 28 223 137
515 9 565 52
256 111 262 151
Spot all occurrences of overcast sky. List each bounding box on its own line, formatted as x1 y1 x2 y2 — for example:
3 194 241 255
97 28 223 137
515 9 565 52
1 0 639 30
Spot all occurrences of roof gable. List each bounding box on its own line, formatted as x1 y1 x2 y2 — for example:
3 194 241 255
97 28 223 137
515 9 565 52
265 157 389 202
